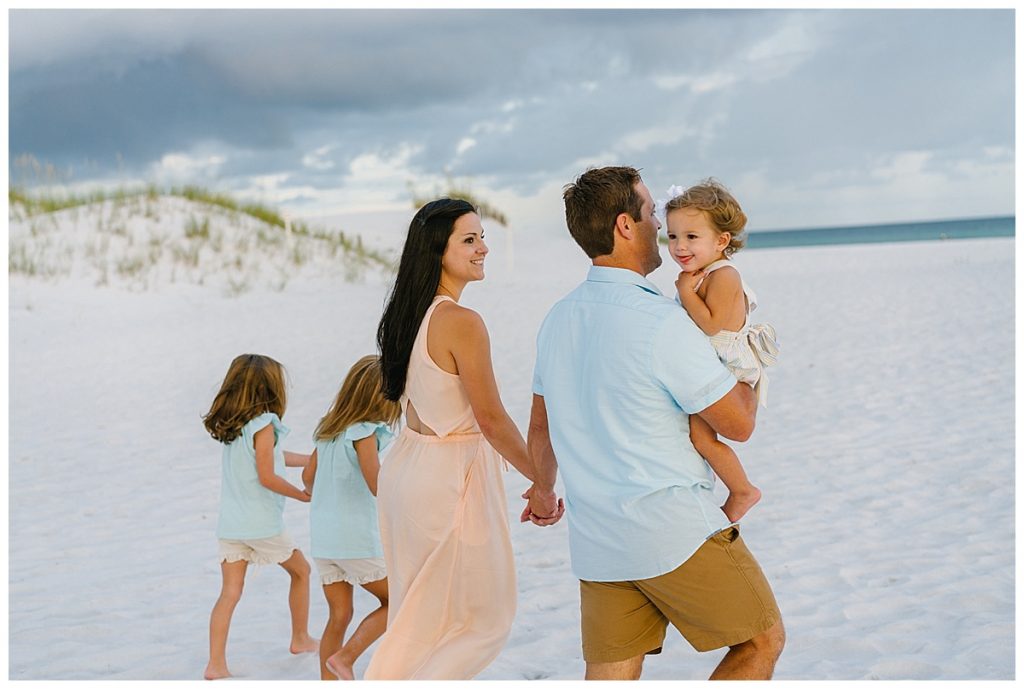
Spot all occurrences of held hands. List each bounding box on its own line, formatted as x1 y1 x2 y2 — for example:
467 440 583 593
519 484 565 527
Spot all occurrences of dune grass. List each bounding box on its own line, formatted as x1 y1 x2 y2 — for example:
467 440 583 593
9 184 391 268
9 184 393 291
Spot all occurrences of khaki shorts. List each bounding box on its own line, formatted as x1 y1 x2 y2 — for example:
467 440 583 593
218 531 296 566
580 526 780 661
315 557 387 586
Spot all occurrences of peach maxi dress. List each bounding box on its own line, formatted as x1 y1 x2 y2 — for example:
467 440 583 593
364 295 516 680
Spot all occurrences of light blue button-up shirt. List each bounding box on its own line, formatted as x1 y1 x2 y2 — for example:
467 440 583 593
533 266 737 582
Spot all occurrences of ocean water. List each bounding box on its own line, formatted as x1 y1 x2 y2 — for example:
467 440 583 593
745 216 1014 249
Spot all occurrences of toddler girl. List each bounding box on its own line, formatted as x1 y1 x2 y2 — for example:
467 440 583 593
300 355 400 680
201 353 318 680
665 180 779 523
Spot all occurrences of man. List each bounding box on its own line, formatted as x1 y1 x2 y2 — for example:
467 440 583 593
524 166 784 680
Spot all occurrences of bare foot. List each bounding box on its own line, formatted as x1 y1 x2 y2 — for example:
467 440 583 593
723 485 762 523
203 663 232 680
325 652 355 680
290 634 320 654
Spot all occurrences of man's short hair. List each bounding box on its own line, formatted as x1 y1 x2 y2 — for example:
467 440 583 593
563 166 644 258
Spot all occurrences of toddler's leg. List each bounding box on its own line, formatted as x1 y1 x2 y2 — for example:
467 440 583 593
690 414 761 522
278 550 319 654
319 581 354 680
204 559 248 680
326 577 389 681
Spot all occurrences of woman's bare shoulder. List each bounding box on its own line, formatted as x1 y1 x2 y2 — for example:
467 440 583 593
433 299 486 334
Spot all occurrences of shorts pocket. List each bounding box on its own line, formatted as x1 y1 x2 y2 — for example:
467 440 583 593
712 525 740 544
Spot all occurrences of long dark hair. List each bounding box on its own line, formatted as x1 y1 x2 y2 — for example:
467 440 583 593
377 198 476 401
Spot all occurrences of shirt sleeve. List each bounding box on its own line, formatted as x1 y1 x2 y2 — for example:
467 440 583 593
532 316 548 396
651 311 736 414
344 422 396 451
242 412 289 447
343 421 380 442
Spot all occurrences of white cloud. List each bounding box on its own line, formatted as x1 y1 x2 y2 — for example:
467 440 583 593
149 152 225 184
248 172 291 191
455 137 477 156
346 143 422 184
469 117 518 136
652 72 738 94
870 151 934 181
742 150 1013 229
743 14 823 81
301 145 335 171
618 123 696 154
983 146 1012 159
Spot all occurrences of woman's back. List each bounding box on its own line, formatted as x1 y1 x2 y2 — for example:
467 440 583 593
403 295 478 437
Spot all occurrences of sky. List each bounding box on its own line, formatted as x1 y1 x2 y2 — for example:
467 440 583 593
7 8 1016 235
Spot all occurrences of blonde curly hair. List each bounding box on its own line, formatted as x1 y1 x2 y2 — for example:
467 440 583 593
665 178 747 257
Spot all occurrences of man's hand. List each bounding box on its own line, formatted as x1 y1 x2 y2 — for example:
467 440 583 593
520 484 564 526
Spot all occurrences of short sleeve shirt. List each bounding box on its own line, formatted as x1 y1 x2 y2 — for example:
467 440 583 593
216 412 289 540
310 422 394 559
533 266 737 582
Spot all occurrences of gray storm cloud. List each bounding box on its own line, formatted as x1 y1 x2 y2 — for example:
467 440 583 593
8 9 1013 228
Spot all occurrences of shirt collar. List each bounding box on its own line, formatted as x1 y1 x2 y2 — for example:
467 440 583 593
586 265 663 296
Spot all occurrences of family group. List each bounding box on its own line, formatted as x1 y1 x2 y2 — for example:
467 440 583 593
201 166 784 681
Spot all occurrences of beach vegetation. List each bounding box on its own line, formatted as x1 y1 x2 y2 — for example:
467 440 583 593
185 215 211 240
9 183 392 293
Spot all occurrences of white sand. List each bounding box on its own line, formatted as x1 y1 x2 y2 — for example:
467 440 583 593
8 199 1014 680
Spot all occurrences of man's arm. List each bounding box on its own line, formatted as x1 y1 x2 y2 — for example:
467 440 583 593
523 394 563 525
695 381 757 442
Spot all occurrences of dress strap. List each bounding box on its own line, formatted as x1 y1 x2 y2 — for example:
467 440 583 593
694 259 734 291
427 294 456 313
702 259 734 275
694 259 757 316
418 296 455 346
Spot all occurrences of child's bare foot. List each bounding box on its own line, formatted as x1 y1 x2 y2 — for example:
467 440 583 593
325 652 355 680
290 634 319 654
723 485 761 523
203 662 232 680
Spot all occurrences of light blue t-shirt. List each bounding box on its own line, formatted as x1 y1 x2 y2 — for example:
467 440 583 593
533 265 737 582
216 412 289 540
310 421 394 559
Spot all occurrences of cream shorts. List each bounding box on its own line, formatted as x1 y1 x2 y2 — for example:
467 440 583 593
218 531 297 565
315 557 387 586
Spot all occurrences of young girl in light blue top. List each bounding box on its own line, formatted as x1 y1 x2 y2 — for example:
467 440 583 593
300 354 400 680
201 354 318 680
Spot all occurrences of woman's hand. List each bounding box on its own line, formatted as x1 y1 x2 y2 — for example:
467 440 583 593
520 484 564 526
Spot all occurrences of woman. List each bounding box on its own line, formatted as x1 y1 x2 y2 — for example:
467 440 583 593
364 199 563 679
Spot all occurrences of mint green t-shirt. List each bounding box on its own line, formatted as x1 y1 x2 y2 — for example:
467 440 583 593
216 412 289 540
310 421 394 559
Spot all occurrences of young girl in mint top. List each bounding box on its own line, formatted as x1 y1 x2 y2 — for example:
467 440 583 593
301 355 400 680
201 354 317 680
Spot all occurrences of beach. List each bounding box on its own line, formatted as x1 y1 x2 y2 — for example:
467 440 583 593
8 200 1014 680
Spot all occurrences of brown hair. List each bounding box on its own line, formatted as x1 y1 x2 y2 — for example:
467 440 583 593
563 166 644 258
315 355 401 441
666 178 747 257
203 354 287 444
